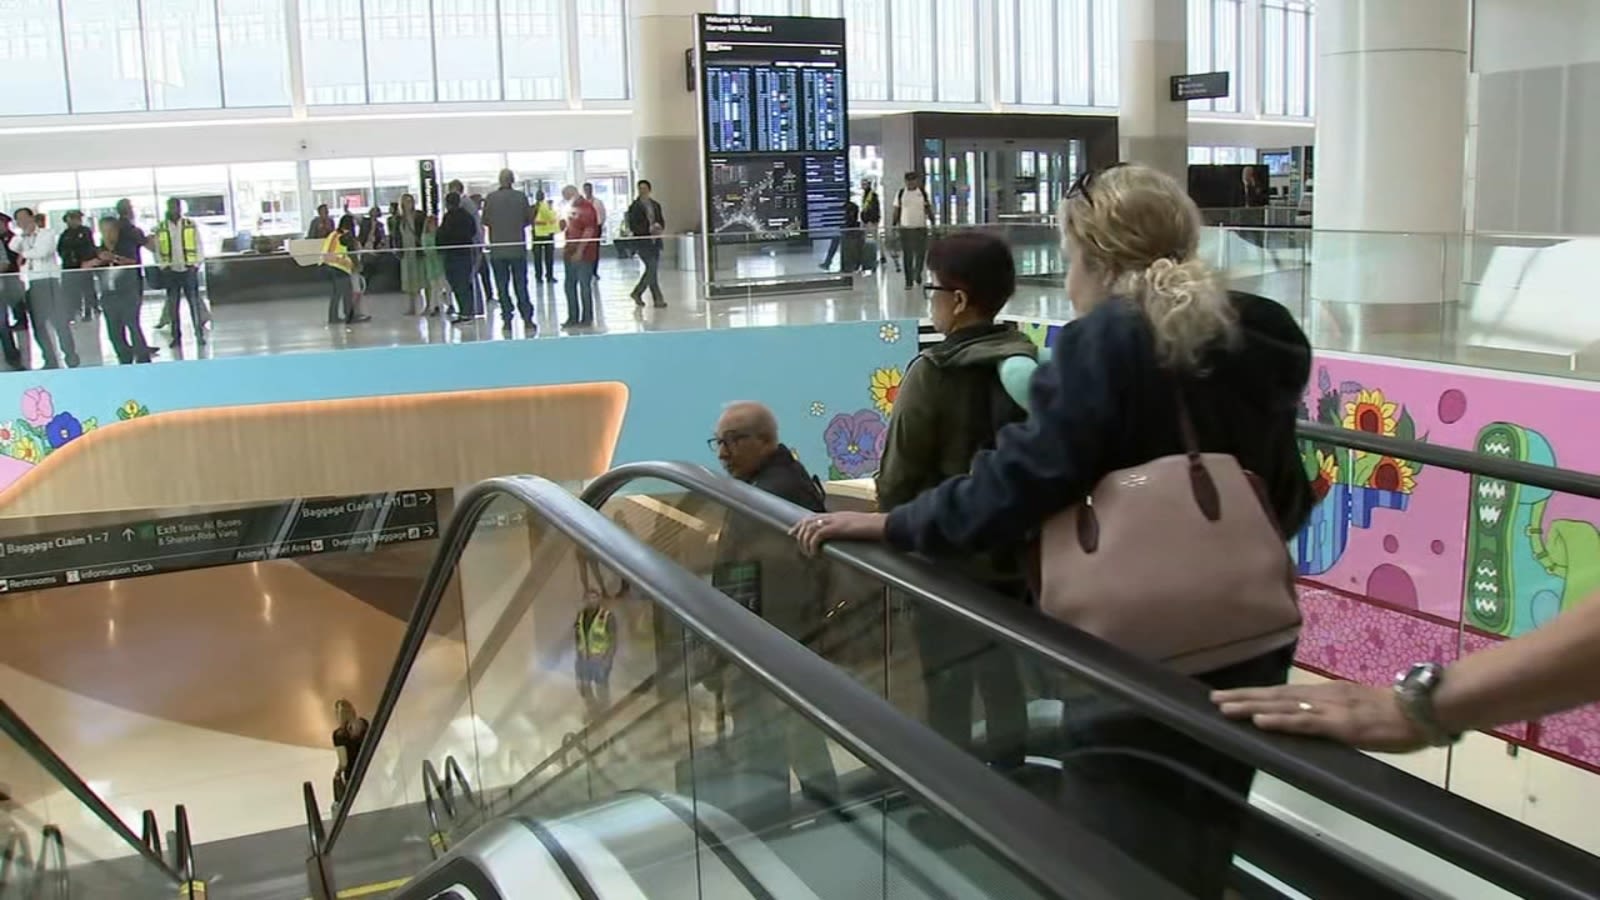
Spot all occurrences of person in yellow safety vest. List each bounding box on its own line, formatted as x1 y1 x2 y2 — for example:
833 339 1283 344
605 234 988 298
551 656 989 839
320 216 369 325
152 197 209 349
531 190 560 284
574 595 617 718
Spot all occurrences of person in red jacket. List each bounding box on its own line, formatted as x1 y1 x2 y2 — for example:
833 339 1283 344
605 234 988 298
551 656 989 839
560 184 599 329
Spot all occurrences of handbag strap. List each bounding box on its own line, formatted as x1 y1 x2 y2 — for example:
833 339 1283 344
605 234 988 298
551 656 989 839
1172 379 1223 522
1171 379 1203 462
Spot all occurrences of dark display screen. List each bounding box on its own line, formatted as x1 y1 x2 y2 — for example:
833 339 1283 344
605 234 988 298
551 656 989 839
697 14 849 251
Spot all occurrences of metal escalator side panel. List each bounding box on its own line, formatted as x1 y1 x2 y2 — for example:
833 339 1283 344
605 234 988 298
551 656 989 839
397 819 575 900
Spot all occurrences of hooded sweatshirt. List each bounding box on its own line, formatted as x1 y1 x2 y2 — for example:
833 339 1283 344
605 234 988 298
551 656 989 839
878 323 1038 586
884 291 1313 571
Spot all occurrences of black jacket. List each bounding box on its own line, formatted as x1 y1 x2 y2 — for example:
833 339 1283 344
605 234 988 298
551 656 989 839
57 225 97 270
715 445 827 634
885 292 1313 556
437 208 477 256
625 198 664 249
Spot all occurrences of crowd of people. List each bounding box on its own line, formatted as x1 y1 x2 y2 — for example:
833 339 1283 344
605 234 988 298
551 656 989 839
311 172 670 335
1 197 217 369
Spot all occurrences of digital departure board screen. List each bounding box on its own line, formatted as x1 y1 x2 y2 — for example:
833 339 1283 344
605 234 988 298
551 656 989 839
697 14 849 282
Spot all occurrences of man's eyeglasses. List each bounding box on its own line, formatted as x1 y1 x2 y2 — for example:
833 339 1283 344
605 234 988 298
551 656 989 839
1065 162 1130 207
707 432 752 452
922 283 956 296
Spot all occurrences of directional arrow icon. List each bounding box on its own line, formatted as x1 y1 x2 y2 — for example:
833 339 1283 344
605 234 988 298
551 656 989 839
122 528 135 541
420 493 433 505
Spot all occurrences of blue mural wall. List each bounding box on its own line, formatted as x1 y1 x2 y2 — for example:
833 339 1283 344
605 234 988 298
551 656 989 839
0 321 919 490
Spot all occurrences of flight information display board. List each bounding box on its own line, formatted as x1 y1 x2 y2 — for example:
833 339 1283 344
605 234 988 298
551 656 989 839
697 14 848 277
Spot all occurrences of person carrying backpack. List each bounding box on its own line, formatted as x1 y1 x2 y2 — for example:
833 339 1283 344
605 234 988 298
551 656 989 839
876 230 1036 770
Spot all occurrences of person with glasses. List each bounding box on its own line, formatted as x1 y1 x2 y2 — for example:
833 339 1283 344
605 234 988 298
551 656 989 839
707 402 837 821
790 163 1314 898
878 231 1037 774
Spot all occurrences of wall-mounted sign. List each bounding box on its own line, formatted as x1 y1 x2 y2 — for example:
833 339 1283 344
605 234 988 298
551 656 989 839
1170 71 1231 102
0 489 441 594
418 159 441 215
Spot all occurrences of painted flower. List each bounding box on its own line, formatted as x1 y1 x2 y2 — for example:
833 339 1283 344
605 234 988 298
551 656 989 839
809 401 826 417
1368 456 1417 493
10 435 41 464
1310 449 1338 501
824 410 887 478
1342 388 1398 436
1017 322 1051 350
21 387 53 427
45 413 83 450
878 323 902 344
869 367 903 416
117 400 150 421
0 422 13 445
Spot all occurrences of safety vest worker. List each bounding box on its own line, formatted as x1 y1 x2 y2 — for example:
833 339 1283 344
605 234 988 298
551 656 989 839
321 231 355 274
532 200 560 239
574 607 614 658
155 217 201 267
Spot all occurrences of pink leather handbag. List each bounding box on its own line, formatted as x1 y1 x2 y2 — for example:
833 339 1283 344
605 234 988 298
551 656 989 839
1035 392 1301 675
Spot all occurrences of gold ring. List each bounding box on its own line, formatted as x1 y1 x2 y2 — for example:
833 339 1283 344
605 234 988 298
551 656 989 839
1297 701 1315 713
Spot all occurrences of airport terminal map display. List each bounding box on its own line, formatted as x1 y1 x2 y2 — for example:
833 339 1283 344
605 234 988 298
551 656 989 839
697 14 849 247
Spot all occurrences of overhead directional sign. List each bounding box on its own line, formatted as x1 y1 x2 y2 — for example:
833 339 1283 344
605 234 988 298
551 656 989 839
1171 71 1231 102
0 489 441 594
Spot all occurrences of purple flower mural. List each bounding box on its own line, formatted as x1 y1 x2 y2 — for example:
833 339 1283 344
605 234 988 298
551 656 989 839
824 408 886 478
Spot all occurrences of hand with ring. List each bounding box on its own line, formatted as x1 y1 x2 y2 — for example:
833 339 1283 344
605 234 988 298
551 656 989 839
789 511 889 556
1211 681 1431 753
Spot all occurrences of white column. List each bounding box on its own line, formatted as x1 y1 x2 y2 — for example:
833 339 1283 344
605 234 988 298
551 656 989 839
631 0 710 237
1118 0 1188 183
1311 0 1469 329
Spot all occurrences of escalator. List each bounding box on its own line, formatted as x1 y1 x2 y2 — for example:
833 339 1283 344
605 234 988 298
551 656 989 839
307 476 1181 899
0 699 200 898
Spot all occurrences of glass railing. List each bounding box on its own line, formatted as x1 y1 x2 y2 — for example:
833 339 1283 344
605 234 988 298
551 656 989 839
0 699 184 897
315 475 1188 899
580 462 1600 900
3 224 1595 382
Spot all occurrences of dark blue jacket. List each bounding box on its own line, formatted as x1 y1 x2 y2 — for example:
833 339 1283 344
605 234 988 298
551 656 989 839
884 292 1313 556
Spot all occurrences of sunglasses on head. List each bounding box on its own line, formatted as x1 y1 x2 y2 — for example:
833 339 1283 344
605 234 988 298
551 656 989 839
1065 162 1131 207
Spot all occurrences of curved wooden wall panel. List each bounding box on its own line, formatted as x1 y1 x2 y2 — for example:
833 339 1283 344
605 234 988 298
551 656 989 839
0 383 628 519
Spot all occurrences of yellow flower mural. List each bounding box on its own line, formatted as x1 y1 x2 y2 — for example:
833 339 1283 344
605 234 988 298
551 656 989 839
1368 456 1417 493
11 435 41 464
869 367 902 416
1317 449 1338 485
1343 388 1399 436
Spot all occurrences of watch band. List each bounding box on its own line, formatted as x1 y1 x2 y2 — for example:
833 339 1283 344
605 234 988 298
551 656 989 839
1394 663 1460 747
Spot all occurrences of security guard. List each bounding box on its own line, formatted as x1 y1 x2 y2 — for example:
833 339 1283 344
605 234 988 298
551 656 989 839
531 190 560 284
153 197 207 348
574 596 616 717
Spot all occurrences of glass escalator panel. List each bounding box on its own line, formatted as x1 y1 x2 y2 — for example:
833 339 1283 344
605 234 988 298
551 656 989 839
327 482 1179 899
0 702 180 897
588 472 1585 900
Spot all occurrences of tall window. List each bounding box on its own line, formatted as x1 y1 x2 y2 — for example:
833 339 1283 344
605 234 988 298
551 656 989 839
0 1 69 115
1261 0 1311 117
300 0 367 104
365 0 434 103
576 0 627 99
143 0 223 110
501 0 565 101
219 0 292 107
935 0 978 102
434 0 500 101
62 0 148 113
891 0 934 102
843 0 887 100
1001 0 1118 107
1189 0 1242 113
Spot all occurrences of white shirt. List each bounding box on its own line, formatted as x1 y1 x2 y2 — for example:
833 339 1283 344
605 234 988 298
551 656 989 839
898 188 929 229
7 227 60 285
590 196 607 227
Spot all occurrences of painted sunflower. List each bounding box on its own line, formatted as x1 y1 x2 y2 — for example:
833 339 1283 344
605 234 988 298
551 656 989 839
869 367 902 416
1342 388 1399 436
1368 456 1417 493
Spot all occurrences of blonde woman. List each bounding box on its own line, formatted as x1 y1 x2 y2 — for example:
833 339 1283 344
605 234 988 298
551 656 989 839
330 698 369 808
792 163 1314 898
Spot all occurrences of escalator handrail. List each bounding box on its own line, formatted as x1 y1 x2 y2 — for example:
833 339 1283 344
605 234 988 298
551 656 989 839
581 461 1600 900
0 699 182 884
1298 421 1600 499
323 475 1186 900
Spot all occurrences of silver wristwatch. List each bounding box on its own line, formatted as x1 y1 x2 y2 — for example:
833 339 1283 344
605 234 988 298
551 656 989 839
1393 663 1460 747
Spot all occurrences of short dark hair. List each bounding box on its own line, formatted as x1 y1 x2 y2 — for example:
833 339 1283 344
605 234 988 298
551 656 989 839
337 214 357 232
637 179 652 190
98 215 118 227
444 191 462 209
926 231 1017 317
13 207 33 219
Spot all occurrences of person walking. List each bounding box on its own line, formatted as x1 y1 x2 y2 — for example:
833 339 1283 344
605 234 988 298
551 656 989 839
0 214 24 369
481 168 536 334
438 192 480 325
449 180 494 314
531 190 559 283
319 215 362 325
393 193 425 314
153 197 207 349
625 180 666 309
55 210 99 321
7 208 77 368
560 184 599 329
893 172 932 289
81 216 153 364
859 177 883 271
